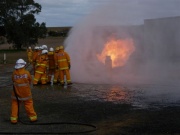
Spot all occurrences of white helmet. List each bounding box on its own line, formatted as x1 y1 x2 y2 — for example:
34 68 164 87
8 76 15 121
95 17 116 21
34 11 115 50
49 47 54 52
39 46 43 50
28 46 31 49
15 59 26 69
41 49 48 54
42 45 47 50
34 46 39 50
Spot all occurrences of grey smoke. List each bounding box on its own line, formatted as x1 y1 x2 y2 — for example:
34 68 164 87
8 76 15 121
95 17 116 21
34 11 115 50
64 0 180 86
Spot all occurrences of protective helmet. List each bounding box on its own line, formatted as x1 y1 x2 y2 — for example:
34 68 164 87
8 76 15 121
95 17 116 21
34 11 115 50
39 46 43 50
49 47 54 52
41 49 48 54
15 59 26 69
28 46 31 49
55 47 59 51
34 46 39 50
42 45 48 50
59 45 64 50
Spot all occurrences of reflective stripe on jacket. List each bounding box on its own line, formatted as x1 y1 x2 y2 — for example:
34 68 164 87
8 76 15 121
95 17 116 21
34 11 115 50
14 83 29 87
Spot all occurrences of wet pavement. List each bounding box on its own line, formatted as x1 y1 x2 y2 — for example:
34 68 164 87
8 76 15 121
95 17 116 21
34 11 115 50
0 64 180 134
45 83 180 109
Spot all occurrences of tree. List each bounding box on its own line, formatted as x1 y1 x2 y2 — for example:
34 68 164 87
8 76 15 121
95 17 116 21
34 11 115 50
0 0 47 49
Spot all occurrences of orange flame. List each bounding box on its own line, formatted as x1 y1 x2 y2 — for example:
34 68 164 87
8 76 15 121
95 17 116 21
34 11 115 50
97 38 135 68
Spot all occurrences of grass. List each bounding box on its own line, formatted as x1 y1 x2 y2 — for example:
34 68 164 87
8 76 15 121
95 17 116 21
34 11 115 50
0 51 27 64
0 36 67 49
0 36 67 64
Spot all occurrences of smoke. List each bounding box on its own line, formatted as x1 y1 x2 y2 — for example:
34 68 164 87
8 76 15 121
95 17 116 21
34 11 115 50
64 0 180 86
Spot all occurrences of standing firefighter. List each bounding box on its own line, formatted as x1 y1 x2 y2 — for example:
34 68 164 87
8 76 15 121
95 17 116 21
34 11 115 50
55 45 72 86
11 59 37 124
32 46 39 75
33 50 49 85
53 47 60 84
27 46 33 64
47 47 55 83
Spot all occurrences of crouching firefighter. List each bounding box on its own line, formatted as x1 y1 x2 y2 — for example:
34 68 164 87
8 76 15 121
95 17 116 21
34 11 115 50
11 58 37 124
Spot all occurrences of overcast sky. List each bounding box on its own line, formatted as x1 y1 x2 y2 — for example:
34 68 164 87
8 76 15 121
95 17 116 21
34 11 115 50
35 0 180 27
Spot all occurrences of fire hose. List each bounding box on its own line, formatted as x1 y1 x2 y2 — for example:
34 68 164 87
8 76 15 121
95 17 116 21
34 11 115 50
0 64 97 134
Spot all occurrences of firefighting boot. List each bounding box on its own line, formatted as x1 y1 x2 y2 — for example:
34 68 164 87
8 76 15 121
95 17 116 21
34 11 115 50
11 118 18 124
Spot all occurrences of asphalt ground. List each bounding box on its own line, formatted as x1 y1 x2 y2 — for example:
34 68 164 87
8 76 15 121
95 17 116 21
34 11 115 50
0 64 180 135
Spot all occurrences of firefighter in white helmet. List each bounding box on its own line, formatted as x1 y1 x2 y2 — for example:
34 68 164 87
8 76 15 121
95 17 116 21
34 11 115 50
32 46 39 63
32 46 40 75
37 46 43 59
33 50 49 85
55 45 72 86
11 59 37 124
47 47 55 83
33 46 43 74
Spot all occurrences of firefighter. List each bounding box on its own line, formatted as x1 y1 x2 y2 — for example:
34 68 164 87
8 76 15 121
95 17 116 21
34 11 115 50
11 59 37 124
32 46 39 75
37 46 43 60
33 46 44 74
53 47 60 84
55 45 72 86
27 46 33 64
47 47 55 83
33 50 49 85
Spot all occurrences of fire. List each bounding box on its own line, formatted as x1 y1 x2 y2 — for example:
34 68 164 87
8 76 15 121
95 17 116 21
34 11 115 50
97 38 135 68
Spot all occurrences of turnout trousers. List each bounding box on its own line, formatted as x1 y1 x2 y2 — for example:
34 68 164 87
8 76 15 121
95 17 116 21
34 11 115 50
33 72 47 85
59 69 71 85
10 99 37 124
53 69 59 83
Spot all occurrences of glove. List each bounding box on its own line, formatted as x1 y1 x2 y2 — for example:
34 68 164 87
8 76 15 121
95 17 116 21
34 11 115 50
69 64 71 70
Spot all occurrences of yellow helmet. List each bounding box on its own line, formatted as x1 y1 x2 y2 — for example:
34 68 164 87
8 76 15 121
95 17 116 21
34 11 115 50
55 47 59 51
55 47 59 53
59 45 64 50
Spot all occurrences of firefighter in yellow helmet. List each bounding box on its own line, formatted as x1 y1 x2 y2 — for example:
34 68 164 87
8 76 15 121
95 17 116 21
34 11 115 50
55 45 72 86
11 59 37 124
53 46 60 84
27 46 33 64
47 47 55 83
33 50 49 85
